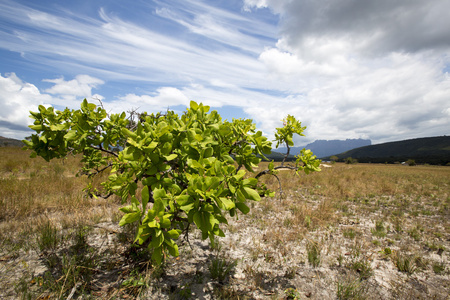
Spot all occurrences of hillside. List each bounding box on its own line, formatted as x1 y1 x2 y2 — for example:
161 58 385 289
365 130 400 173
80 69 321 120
276 138 371 158
0 136 24 147
329 136 450 165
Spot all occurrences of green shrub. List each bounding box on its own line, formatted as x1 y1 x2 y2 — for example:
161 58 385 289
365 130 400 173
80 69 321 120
24 100 321 265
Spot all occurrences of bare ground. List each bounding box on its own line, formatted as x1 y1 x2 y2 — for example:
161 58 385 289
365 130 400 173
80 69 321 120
1 193 449 299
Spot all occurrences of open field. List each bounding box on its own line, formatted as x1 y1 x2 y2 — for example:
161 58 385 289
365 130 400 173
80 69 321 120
0 147 449 299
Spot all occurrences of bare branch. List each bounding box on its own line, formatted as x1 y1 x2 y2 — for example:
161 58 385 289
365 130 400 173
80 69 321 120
282 141 291 166
89 145 119 157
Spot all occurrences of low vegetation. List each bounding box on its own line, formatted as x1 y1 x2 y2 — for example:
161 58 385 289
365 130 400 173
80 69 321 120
1 147 449 299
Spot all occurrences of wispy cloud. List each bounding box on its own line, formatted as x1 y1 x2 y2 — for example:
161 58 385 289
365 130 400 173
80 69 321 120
0 0 270 88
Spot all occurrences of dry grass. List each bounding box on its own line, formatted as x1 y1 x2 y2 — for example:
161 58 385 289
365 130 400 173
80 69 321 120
0 147 121 251
1 148 449 299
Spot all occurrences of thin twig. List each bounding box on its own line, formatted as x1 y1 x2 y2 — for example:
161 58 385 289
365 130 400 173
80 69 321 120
89 145 119 157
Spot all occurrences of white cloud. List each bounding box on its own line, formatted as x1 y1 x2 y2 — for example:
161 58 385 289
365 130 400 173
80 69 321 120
109 87 190 114
243 0 268 11
44 75 104 98
0 74 106 139
0 73 52 139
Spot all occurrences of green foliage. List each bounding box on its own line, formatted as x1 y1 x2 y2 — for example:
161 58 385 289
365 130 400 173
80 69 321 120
306 240 321 267
349 258 373 280
432 262 445 274
371 220 386 238
345 157 358 164
121 268 150 296
336 277 366 300
284 287 302 299
209 256 238 283
37 221 60 253
406 159 416 166
274 115 306 149
393 253 417 275
24 99 320 264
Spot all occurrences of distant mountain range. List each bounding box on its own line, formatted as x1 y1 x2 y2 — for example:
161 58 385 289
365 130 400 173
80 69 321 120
325 136 450 165
275 138 371 158
0 136 25 147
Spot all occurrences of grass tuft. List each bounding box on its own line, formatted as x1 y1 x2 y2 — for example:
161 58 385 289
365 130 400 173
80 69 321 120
306 240 321 268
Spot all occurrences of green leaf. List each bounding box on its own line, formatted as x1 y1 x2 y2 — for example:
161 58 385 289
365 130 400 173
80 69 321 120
164 153 177 161
119 212 141 226
242 187 261 201
50 123 67 131
176 195 191 206
151 247 163 265
167 243 179 257
180 202 195 212
160 216 171 228
190 101 199 110
153 188 167 202
131 196 140 210
218 125 231 135
119 205 134 213
142 186 149 211
146 165 158 175
236 202 250 214
64 130 78 141
214 227 225 237
203 147 213 158
236 189 246 202
135 224 152 245
219 197 235 210
166 229 180 239
150 230 164 248
29 125 43 131
193 211 203 230
121 127 137 139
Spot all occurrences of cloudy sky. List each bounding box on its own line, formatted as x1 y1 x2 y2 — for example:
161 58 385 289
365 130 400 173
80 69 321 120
1 0 449 147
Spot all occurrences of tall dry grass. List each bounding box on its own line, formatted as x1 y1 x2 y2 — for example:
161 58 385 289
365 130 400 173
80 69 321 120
256 161 449 232
0 147 120 241
259 161 449 200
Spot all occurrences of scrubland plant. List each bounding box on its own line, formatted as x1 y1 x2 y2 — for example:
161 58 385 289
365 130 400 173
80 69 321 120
306 240 321 267
392 252 417 275
371 220 386 238
336 275 366 300
37 220 60 252
23 99 321 265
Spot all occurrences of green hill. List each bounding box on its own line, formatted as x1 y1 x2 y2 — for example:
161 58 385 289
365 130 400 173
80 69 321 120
327 136 450 165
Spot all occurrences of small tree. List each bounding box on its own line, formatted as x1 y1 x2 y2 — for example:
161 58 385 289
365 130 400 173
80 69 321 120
406 159 416 166
23 99 321 264
330 155 339 163
345 157 357 164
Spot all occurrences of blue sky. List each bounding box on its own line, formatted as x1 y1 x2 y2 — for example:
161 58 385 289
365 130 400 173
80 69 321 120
1 0 449 147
